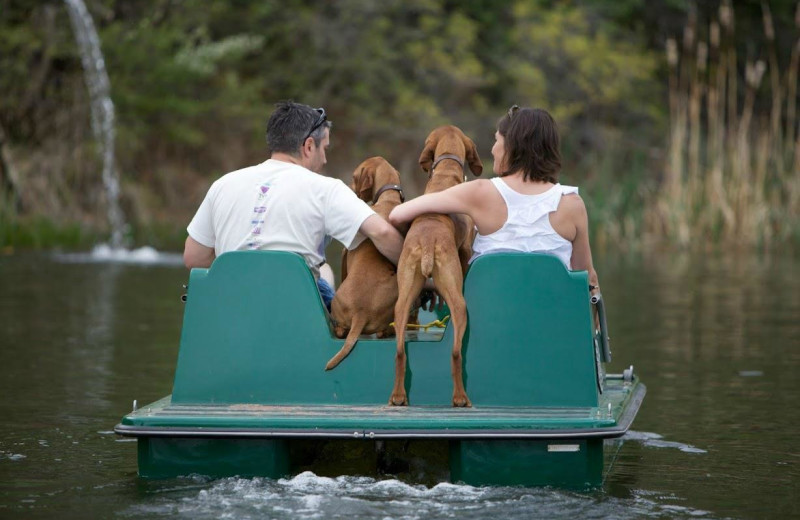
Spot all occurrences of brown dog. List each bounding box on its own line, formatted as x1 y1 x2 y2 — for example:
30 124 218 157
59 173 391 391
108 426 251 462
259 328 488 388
389 126 483 406
326 157 405 370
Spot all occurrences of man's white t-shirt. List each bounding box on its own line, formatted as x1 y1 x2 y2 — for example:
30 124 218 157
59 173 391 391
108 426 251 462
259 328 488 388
187 159 375 278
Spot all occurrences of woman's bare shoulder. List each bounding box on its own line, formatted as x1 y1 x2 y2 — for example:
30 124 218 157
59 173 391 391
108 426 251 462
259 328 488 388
468 178 495 190
559 192 587 213
458 178 496 198
557 192 588 229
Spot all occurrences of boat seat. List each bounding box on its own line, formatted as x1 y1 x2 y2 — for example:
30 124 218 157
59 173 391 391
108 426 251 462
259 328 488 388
171 251 598 408
461 253 597 407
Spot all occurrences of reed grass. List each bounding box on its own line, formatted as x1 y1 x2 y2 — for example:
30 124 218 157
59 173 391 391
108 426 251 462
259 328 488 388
0 208 186 252
649 0 800 247
560 135 657 255
0 212 98 250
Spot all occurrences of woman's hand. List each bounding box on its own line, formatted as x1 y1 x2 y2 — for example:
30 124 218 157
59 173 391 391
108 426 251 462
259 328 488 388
388 202 418 227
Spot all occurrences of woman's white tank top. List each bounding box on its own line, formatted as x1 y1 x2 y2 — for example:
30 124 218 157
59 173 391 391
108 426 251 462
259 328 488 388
470 178 578 269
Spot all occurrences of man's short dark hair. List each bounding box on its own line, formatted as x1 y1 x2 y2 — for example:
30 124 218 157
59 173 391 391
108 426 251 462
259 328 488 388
266 101 332 156
497 107 561 183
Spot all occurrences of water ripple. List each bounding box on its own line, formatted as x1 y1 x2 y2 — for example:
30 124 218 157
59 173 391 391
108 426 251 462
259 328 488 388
120 472 724 520
54 244 183 265
622 431 707 454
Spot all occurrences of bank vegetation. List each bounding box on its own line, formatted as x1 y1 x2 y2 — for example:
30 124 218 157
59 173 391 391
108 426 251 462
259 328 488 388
0 0 797 251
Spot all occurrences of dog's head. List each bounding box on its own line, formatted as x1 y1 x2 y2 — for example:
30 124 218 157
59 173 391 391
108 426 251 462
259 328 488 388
418 125 483 177
351 156 401 202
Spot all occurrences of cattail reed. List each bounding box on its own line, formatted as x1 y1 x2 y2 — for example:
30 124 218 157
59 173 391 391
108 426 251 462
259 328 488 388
651 1 799 246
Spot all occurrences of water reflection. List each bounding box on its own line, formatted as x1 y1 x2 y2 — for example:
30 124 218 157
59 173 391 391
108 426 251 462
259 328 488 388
70 260 121 410
0 253 186 517
599 248 799 519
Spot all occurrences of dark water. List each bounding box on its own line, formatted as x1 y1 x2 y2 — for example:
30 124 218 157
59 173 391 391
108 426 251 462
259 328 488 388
0 248 797 519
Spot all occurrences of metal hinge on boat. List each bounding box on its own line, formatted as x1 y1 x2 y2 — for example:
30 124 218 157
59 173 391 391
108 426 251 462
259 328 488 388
591 292 611 363
623 365 634 383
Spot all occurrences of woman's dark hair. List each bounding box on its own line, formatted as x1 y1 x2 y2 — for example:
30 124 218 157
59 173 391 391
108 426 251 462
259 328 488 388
496 107 561 183
266 101 331 155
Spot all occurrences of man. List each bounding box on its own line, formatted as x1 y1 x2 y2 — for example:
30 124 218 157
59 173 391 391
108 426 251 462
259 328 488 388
183 101 404 309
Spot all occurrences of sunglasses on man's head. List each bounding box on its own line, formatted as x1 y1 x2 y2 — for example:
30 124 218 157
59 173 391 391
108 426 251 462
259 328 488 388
508 104 520 119
304 107 327 141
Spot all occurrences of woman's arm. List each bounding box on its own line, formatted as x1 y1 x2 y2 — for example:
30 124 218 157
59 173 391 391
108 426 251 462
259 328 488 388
388 179 488 227
566 195 599 292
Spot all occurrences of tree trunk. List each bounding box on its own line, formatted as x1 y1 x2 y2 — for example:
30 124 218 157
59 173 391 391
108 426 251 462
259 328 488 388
0 123 22 213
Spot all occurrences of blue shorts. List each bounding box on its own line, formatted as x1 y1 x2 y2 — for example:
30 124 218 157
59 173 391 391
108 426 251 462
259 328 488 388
317 278 335 312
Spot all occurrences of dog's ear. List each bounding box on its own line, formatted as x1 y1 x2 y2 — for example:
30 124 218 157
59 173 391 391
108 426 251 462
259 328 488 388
418 138 435 173
463 135 483 176
352 165 374 202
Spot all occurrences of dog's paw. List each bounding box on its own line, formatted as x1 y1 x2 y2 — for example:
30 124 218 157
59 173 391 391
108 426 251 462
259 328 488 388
452 393 472 408
389 392 408 406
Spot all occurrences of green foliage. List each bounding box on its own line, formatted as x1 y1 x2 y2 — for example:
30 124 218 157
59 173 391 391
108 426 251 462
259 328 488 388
0 215 99 250
1 0 797 249
101 6 268 155
509 1 660 139
2 0 664 165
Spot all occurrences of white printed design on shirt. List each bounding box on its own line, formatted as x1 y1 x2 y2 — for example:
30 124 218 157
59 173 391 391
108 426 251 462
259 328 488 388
245 182 271 249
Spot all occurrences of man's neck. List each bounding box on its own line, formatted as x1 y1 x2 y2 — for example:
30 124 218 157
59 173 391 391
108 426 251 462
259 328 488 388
270 152 304 167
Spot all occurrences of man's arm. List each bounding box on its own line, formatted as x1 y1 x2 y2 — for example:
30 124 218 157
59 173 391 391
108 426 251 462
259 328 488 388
183 236 216 269
358 214 404 266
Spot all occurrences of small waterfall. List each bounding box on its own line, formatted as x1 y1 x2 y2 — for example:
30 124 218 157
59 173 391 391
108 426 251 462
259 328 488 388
63 0 126 248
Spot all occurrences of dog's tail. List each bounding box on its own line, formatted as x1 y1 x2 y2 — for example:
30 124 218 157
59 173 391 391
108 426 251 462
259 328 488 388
325 314 367 370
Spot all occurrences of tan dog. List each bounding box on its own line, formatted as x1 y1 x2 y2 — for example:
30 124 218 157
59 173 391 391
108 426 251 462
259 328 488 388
326 157 405 370
389 126 483 406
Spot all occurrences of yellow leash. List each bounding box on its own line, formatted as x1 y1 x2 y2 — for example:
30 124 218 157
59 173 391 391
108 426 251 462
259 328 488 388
390 315 450 332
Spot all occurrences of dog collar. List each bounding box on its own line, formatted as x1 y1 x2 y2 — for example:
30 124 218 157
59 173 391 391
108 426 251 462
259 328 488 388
372 184 405 205
431 153 465 172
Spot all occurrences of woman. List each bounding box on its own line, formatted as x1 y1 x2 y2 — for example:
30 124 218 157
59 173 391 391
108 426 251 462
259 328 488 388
389 106 599 291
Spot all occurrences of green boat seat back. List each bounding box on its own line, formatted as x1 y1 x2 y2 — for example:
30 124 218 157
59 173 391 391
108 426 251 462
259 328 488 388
175 251 367 404
172 251 429 405
461 253 598 407
171 251 598 408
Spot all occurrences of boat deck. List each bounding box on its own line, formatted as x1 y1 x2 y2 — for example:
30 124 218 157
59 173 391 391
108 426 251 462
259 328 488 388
116 378 644 440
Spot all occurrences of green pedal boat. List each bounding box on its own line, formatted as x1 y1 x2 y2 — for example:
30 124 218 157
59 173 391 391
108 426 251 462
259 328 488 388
115 250 645 488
